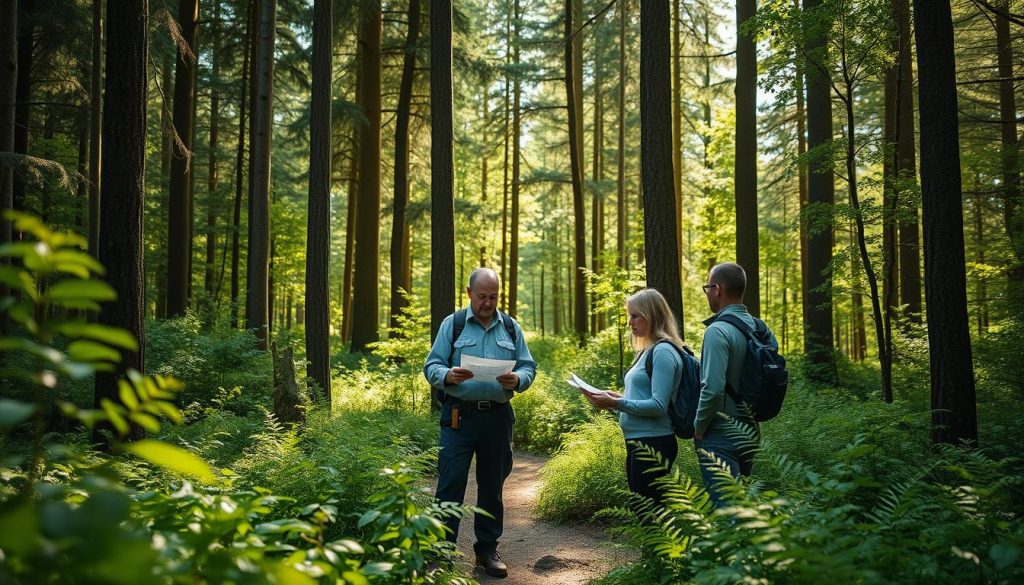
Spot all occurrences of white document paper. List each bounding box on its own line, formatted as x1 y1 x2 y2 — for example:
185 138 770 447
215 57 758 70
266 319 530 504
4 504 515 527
568 373 607 396
460 354 516 380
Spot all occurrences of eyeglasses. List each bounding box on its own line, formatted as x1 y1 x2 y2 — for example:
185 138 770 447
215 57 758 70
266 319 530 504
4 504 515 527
701 284 719 293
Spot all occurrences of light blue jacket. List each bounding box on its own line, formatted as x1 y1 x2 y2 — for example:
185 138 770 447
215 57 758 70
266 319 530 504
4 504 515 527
618 342 683 439
423 308 537 402
694 304 776 434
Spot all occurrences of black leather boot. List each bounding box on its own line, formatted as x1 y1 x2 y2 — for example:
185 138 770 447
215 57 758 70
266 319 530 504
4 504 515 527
475 551 508 578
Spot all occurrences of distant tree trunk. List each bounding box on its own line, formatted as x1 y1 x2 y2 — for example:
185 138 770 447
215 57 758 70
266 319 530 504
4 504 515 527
430 0 455 347
480 89 488 268
640 0 683 326
94 0 148 444
231 0 252 329
246 0 276 349
795 24 809 341
88 0 102 256
592 32 604 335
501 14 511 308
12 0 34 217
552 219 562 335
803 0 837 384
996 0 1022 292
972 187 989 336
895 0 921 319
167 0 199 318
350 0 382 352
565 0 587 343
615 0 628 269
205 1 220 299
735 0 760 317
155 52 172 320
509 0 522 317
914 0 977 446
390 0 420 333
341 129 357 344
0 0 15 249
305 0 331 399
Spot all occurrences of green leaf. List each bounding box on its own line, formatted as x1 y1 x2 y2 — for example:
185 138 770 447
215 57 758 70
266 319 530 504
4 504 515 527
123 440 217 483
59 322 138 350
128 412 161 433
989 543 1020 571
52 249 104 275
0 399 36 428
341 571 370 585
101 399 130 435
68 340 121 363
47 279 116 302
118 380 140 410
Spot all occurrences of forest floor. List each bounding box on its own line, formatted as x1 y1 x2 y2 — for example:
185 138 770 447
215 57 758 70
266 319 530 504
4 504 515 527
445 451 634 584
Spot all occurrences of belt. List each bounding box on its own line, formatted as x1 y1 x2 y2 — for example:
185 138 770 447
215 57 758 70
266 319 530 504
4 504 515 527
447 398 508 411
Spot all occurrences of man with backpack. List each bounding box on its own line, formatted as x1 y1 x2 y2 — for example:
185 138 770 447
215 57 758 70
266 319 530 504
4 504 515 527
423 267 536 578
695 262 785 506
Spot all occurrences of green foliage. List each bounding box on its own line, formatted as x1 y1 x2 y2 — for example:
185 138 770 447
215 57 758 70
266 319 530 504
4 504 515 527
597 422 1024 584
535 417 628 521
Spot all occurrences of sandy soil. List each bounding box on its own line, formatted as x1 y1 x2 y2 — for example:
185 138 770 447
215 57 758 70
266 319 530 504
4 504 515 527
446 451 633 584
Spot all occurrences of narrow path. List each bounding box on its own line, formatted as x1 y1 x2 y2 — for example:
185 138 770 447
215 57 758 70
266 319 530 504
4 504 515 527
449 451 631 584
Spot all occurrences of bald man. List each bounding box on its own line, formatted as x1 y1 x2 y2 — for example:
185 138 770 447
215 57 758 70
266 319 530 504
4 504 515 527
424 267 536 578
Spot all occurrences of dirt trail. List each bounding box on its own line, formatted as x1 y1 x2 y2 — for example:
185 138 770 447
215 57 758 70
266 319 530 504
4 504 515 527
449 451 631 584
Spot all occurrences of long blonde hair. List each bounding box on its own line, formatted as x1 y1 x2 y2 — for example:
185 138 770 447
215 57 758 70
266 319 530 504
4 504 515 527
626 288 686 352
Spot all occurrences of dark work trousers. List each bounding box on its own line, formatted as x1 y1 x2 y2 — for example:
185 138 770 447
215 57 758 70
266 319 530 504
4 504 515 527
435 400 515 555
694 418 759 507
625 434 678 506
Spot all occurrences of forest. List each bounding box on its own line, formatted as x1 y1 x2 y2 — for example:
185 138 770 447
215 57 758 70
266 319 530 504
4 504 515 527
1 0 1023 583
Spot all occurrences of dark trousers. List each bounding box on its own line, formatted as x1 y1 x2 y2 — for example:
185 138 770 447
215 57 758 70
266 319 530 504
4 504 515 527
435 401 515 555
694 418 759 507
625 434 678 506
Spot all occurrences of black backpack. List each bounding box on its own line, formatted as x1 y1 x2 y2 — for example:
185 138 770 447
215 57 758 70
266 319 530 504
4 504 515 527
644 341 702 439
715 314 788 422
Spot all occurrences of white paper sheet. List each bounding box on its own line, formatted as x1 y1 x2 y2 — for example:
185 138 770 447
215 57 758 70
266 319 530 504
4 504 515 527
460 354 516 380
568 373 607 396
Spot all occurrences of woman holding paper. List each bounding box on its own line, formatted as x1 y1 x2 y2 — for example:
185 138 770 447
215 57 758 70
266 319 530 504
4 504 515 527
581 288 684 505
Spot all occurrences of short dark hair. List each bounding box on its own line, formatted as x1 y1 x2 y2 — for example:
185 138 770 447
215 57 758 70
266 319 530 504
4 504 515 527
468 267 499 290
709 262 746 299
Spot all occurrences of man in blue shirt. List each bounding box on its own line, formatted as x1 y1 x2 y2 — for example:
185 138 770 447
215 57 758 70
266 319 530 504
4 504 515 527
424 267 536 578
695 262 770 506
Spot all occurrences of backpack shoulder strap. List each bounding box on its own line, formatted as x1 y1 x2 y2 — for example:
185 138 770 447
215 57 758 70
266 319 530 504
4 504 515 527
451 309 468 345
499 311 518 345
645 340 682 378
715 313 755 340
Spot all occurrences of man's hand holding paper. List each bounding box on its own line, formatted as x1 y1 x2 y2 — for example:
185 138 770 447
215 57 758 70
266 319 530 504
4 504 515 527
460 354 516 381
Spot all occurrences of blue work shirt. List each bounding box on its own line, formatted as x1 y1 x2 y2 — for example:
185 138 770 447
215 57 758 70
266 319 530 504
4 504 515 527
423 307 537 402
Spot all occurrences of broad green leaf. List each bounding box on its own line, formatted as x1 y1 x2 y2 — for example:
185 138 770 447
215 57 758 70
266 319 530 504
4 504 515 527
51 298 102 311
118 380 140 410
59 322 138 350
123 440 217 483
128 412 161 433
47 279 116 302
341 571 370 585
52 249 104 275
267 564 317 585
0 266 29 293
0 399 36 428
101 398 130 436
68 340 121 363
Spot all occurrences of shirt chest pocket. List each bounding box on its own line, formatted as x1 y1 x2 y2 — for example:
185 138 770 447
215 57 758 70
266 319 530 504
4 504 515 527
496 339 516 359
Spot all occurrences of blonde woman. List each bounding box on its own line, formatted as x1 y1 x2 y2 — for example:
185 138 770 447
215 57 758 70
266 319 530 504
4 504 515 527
582 288 684 504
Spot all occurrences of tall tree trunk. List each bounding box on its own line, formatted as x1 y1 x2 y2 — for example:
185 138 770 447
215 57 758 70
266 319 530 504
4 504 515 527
803 0 837 384
501 14 511 308
735 0 760 316
616 0 626 268
996 0 1022 292
205 1 220 300
795 21 809 344
231 0 252 329
914 0 977 446
430 0 455 346
640 0 683 326
672 0 682 264
973 187 989 336
350 0 382 352
0 0 16 249
390 0 420 333
566 0 587 344
167 0 199 318
895 0 921 320
246 0 275 349
88 0 102 256
480 84 489 267
305 0 332 398
12 0 34 217
94 0 148 444
509 0 522 317
592 30 604 335
342 129 357 344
